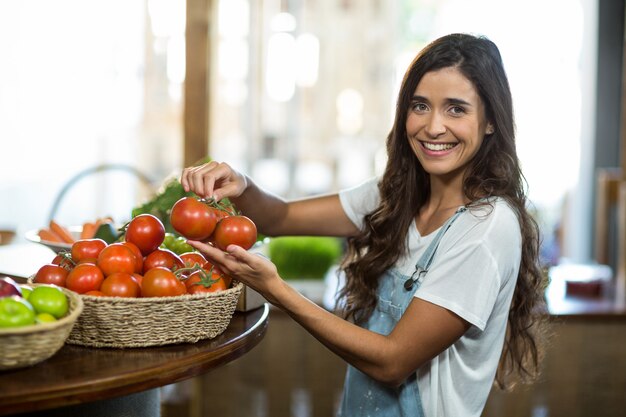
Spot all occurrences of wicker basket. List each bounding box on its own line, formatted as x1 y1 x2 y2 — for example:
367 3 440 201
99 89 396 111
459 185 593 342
0 285 83 370
64 282 243 348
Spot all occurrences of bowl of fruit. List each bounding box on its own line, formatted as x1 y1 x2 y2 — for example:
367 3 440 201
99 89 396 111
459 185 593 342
0 277 83 370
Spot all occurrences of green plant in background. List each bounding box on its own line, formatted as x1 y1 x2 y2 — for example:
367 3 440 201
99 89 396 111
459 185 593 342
268 236 344 280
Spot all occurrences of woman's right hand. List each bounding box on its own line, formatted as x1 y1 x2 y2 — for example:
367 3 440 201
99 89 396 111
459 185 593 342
180 161 247 201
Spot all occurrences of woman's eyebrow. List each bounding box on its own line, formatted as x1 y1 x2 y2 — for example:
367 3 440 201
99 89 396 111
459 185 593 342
446 97 472 107
411 95 472 107
411 95 429 102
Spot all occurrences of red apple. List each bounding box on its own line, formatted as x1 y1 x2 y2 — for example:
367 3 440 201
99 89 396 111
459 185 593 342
0 277 22 298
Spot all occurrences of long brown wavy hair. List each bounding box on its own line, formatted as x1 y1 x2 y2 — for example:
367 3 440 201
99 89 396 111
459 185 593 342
337 33 548 390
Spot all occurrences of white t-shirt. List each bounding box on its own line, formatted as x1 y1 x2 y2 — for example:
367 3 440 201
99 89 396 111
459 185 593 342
338 177 521 417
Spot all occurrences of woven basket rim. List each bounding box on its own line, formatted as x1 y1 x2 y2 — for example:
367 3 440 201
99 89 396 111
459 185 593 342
28 275 243 302
78 281 243 302
0 284 83 336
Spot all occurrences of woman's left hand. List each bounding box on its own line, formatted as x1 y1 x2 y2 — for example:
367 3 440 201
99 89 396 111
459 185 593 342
186 240 283 304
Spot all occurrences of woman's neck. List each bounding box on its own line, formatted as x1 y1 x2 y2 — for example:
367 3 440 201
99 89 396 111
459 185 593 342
416 175 467 236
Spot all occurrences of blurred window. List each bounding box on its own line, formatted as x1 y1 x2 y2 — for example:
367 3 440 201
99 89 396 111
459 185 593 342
0 0 595 264
0 0 184 236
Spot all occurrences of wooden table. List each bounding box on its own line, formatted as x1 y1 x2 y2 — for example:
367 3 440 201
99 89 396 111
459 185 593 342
0 304 269 416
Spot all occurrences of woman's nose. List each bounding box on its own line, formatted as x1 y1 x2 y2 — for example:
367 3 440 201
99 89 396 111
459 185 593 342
425 113 446 138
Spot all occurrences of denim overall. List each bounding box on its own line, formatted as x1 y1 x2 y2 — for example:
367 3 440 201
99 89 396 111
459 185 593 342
338 207 467 417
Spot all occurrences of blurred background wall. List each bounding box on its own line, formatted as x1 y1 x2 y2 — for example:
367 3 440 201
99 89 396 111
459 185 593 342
0 0 622 270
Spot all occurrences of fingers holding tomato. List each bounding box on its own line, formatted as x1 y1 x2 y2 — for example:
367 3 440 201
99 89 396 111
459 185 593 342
169 196 240 242
180 160 219 198
181 161 246 201
169 190 258 254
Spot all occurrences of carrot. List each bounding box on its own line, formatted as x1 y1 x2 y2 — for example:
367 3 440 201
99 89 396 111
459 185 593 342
49 220 76 244
38 228 64 243
80 222 97 239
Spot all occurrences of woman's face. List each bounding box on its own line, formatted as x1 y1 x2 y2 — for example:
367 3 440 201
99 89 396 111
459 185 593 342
406 66 492 182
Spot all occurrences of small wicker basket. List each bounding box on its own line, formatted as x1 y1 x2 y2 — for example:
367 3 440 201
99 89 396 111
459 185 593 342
0 285 83 371
64 282 243 348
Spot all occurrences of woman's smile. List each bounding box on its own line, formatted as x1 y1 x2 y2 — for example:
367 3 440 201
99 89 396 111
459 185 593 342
420 140 459 154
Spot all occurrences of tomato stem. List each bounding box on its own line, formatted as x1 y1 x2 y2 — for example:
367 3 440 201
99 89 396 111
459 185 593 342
200 197 240 216
58 250 77 269
178 264 222 288
117 221 130 238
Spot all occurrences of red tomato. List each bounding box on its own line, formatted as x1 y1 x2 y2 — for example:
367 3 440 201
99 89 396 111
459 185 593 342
131 273 143 288
97 243 136 276
66 263 105 294
51 254 74 270
120 241 144 274
100 272 140 298
212 215 257 250
84 290 105 296
78 258 98 264
71 239 107 263
185 269 228 294
125 214 165 256
170 197 218 240
142 248 184 274
179 252 210 269
141 267 186 297
34 264 69 287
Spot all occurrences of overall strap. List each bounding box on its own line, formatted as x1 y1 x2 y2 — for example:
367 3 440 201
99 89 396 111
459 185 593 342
404 206 467 291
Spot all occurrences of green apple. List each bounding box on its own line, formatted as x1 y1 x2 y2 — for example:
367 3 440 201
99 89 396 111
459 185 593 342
20 285 33 300
28 286 68 319
0 296 36 327
35 312 58 323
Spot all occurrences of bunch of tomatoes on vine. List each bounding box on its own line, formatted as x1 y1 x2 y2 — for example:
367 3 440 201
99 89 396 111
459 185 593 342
33 197 257 298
